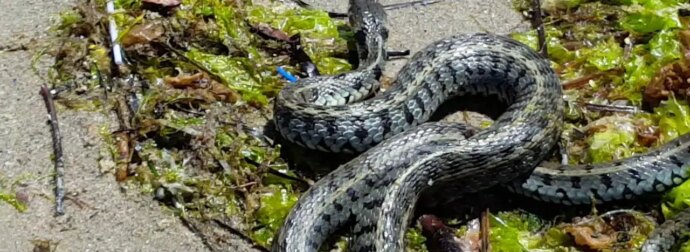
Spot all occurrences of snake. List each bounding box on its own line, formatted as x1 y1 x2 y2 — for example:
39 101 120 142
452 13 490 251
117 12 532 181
270 0 690 251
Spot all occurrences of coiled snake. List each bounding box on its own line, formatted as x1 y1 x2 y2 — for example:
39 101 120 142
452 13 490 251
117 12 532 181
270 0 690 251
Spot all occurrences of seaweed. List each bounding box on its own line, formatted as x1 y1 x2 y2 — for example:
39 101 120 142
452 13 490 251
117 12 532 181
474 0 690 250
40 0 690 250
40 0 350 248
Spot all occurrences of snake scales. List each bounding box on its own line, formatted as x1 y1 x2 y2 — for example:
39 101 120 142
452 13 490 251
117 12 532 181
270 0 690 251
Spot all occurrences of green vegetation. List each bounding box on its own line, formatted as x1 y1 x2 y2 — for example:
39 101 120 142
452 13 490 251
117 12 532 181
510 0 690 170
0 173 36 213
0 191 28 213
38 0 690 250
43 0 352 247
491 0 690 250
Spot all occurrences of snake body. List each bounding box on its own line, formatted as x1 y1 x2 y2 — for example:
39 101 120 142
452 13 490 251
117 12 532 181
271 0 690 251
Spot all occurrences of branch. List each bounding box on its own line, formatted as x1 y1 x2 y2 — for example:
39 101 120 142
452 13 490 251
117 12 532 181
531 0 547 57
480 208 490 252
39 85 65 216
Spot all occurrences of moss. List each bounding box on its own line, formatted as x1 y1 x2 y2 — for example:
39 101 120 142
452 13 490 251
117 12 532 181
654 97 690 142
56 9 84 31
584 38 624 71
405 227 429 252
587 127 636 163
488 211 575 251
252 185 299 246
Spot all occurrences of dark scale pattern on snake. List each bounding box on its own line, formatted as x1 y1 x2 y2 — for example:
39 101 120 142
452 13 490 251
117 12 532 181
271 0 690 251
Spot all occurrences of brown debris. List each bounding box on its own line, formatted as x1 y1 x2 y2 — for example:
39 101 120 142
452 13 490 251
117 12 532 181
563 68 622 90
419 215 466 252
643 61 690 108
562 210 654 251
121 22 165 47
112 96 135 182
643 29 690 108
207 81 240 103
164 72 240 103
635 124 660 147
31 239 59 252
565 225 614 250
15 188 31 207
164 72 207 89
249 23 296 43
113 131 132 182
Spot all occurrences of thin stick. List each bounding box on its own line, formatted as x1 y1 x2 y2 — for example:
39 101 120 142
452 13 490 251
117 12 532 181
480 208 490 252
383 0 442 11
291 0 443 18
531 0 547 57
39 85 65 216
584 103 639 114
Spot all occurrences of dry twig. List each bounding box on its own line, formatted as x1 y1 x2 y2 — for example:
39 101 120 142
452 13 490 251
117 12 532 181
290 0 443 18
39 85 65 216
383 0 442 11
480 208 490 252
531 0 547 57
584 103 640 114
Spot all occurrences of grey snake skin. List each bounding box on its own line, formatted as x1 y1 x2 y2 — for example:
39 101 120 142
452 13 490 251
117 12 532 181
270 0 690 251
